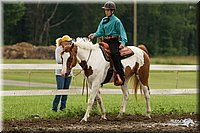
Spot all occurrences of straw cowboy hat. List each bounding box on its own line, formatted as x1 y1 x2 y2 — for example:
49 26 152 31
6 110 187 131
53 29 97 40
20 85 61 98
62 35 72 42
56 35 72 47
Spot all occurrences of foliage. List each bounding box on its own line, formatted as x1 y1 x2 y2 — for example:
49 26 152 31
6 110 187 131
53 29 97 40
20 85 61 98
3 3 197 56
3 3 26 44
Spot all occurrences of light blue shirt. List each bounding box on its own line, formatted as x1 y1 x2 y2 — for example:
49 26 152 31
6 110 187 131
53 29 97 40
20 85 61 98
94 15 128 45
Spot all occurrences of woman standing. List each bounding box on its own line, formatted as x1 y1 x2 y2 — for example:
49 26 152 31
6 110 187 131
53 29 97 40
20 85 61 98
52 35 73 112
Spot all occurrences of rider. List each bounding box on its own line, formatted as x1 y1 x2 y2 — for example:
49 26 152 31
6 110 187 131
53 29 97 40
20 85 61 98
88 1 128 85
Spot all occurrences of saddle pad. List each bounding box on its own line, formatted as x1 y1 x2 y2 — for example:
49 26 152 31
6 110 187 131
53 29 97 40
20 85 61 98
121 46 144 69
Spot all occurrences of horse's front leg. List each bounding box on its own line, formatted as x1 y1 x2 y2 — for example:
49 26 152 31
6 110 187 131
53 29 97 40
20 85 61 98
96 91 107 120
117 81 129 118
80 81 100 122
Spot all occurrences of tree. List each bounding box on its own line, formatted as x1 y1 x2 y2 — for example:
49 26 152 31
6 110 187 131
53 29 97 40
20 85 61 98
4 3 26 44
23 3 72 45
3 3 197 56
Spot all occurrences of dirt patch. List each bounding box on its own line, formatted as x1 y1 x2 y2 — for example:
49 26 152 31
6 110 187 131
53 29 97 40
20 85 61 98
2 114 199 133
3 42 56 59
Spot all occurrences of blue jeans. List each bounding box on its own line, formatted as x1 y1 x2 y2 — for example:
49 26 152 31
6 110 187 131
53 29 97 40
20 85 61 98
52 75 72 111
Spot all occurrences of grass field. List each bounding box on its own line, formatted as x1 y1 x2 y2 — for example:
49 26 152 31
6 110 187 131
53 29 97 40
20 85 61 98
2 57 199 121
2 94 198 120
3 70 198 89
150 56 198 65
2 56 198 90
2 56 198 65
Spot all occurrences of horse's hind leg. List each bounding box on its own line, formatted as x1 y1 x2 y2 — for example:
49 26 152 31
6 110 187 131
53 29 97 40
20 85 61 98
140 83 151 118
138 65 151 118
96 91 107 120
117 81 129 118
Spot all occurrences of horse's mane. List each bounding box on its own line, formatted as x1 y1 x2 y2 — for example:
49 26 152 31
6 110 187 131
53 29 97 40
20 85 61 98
74 37 99 50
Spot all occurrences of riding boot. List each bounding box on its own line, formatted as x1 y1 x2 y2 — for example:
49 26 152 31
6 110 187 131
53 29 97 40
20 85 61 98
106 38 125 86
111 53 125 86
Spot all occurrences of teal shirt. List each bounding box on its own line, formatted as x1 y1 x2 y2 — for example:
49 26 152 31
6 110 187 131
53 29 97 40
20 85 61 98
94 15 128 45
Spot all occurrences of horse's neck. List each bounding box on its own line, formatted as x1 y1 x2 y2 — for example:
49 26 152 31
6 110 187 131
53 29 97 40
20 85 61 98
77 47 108 67
77 47 91 61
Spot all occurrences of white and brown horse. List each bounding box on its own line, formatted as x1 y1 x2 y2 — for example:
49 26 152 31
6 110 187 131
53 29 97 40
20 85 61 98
61 37 151 122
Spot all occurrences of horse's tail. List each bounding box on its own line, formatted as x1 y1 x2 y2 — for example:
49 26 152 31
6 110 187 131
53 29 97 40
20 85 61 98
138 44 148 54
132 74 140 100
129 68 140 101
130 44 149 100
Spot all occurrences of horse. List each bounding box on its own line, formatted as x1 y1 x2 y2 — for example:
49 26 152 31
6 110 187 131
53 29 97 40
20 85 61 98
60 37 151 122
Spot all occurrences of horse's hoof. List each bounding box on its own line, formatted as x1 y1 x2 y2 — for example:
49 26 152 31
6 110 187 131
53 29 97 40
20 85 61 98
117 113 123 119
147 113 151 119
80 118 87 122
100 115 107 120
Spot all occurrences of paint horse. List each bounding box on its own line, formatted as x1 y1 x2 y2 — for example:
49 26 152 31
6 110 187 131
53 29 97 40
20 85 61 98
61 37 151 122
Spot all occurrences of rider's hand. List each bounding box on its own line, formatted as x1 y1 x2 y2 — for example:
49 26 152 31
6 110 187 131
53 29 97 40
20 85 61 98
119 44 125 49
88 33 94 40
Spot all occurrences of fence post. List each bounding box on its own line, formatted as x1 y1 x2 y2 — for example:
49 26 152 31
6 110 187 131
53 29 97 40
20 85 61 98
175 71 179 89
28 71 31 90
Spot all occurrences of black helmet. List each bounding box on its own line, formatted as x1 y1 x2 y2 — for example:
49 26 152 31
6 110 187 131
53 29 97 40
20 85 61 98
102 1 116 10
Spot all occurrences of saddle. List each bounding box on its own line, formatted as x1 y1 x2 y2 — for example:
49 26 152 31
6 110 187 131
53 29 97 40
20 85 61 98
99 42 134 60
99 42 134 86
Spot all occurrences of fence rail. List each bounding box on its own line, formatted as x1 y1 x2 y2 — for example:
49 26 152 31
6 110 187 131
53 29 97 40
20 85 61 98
1 64 198 96
1 88 198 96
2 64 198 70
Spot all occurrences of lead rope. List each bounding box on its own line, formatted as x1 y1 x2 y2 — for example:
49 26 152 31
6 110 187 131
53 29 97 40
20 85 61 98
81 76 89 103
72 74 78 94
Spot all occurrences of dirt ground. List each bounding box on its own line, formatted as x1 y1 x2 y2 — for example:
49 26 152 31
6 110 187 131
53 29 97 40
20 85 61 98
2 114 199 133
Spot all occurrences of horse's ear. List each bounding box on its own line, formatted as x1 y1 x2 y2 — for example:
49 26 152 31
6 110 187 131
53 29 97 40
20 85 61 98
70 43 74 51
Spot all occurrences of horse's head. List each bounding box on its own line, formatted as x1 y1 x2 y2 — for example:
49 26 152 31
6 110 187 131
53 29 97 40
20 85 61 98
61 43 78 77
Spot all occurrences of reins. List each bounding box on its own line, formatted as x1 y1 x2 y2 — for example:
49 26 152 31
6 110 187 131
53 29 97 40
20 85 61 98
72 49 92 77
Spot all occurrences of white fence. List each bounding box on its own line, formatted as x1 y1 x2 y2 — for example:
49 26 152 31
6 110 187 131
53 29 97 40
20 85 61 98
1 64 199 96
2 64 198 71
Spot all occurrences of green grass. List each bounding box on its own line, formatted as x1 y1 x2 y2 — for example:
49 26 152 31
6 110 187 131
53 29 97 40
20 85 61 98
2 94 198 120
3 86 55 90
3 59 55 64
3 70 56 84
149 71 198 89
2 58 198 121
2 57 198 90
3 56 198 65
150 56 198 65
3 70 198 90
